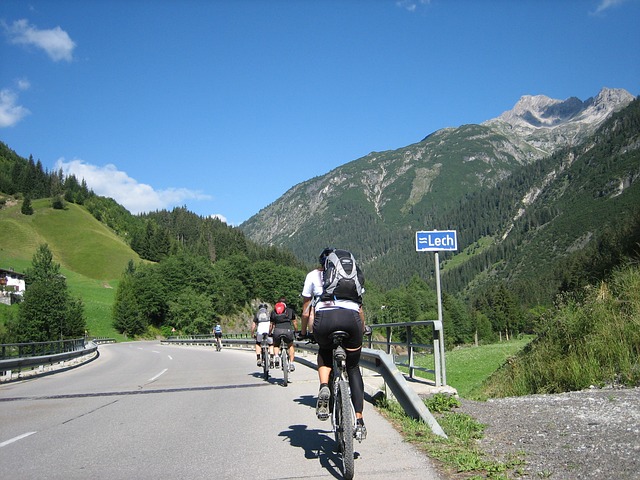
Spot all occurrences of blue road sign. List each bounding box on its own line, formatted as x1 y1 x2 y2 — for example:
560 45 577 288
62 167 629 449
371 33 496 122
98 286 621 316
416 230 458 252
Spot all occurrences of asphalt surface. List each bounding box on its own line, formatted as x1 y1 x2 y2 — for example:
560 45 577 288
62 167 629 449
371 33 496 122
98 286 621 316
0 341 444 479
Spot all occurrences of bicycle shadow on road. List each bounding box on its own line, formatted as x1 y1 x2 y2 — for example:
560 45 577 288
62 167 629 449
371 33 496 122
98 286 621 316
247 372 281 385
278 424 345 479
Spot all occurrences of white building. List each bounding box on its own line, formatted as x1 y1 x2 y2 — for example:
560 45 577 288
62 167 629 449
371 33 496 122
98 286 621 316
0 268 26 305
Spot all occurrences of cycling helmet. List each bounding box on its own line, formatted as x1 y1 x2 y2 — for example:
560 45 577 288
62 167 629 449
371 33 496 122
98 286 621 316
319 247 335 266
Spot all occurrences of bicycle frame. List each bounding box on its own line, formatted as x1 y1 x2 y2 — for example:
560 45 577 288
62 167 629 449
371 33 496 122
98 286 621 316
278 334 290 387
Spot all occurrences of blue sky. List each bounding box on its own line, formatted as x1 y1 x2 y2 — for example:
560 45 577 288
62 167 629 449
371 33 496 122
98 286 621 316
1 0 638 225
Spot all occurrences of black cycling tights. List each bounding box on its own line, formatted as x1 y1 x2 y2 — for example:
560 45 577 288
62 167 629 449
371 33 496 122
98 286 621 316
318 347 364 415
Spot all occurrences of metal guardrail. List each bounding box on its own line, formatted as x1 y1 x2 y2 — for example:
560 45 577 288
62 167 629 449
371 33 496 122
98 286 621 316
367 320 446 387
0 338 98 376
0 338 87 360
165 321 446 386
91 337 116 344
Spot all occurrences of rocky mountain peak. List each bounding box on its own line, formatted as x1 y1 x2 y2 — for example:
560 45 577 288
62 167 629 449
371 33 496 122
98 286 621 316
486 87 634 132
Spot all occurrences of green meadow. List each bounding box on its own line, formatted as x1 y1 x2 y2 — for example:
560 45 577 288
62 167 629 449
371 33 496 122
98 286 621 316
0 198 140 340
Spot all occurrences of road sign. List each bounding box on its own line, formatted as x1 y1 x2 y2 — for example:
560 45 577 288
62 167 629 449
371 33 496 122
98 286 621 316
416 230 458 252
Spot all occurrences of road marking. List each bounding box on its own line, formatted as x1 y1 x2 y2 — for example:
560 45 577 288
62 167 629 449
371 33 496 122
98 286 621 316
148 368 168 382
168 355 173 360
0 432 37 448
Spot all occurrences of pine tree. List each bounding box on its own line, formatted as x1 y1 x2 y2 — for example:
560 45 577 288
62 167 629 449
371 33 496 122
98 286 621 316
21 195 34 215
17 244 86 342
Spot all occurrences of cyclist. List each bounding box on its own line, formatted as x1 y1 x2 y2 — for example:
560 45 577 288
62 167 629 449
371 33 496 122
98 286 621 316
213 323 223 350
299 247 367 440
251 303 274 367
270 297 298 371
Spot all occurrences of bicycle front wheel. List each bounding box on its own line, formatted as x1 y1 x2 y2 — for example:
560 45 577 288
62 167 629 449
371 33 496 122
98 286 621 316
336 380 355 479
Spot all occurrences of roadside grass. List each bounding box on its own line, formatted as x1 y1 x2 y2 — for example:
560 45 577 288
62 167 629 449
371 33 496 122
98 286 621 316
378 394 526 479
405 336 534 398
380 338 534 479
481 266 640 397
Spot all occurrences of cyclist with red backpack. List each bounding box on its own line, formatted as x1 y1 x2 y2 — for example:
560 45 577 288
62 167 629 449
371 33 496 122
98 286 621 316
270 297 298 371
299 247 367 440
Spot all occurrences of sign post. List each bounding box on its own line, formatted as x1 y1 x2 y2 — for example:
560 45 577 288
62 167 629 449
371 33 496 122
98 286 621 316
416 230 457 387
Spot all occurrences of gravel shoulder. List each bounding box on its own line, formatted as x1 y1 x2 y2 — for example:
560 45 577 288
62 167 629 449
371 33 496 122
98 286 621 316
456 386 640 479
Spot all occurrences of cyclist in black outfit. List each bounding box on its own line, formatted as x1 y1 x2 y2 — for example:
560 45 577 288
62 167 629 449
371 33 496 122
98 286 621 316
270 297 298 371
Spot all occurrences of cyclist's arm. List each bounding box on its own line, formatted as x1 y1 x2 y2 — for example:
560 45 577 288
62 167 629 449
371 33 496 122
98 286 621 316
300 296 312 335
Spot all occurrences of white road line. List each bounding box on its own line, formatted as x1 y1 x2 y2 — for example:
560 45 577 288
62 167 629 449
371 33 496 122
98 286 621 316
168 355 173 360
0 432 37 448
148 368 168 382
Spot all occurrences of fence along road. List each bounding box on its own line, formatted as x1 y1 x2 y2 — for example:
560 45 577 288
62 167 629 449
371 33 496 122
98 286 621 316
0 341 444 480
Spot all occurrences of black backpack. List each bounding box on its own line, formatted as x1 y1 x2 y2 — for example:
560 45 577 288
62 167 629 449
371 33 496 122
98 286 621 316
320 249 365 303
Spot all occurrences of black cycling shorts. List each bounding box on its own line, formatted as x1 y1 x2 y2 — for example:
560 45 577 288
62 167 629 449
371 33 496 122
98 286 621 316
312 308 362 350
272 327 294 347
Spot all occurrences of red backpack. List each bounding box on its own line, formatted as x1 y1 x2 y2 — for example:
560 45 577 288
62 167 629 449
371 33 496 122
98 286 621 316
274 302 286 314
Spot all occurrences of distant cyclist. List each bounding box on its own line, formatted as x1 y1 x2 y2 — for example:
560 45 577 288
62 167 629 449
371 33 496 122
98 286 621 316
213 323 222 350
299 247 367 439
251 303 274 367
270 297 298 371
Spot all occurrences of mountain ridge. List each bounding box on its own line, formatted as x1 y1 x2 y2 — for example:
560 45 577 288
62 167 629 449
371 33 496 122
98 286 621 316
239 87 638 301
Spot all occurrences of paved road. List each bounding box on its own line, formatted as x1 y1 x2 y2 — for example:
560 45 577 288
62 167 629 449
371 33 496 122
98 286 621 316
0 341 444 479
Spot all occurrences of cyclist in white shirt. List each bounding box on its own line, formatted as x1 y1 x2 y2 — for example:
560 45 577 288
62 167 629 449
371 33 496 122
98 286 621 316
251 303 274 367
299 248 367 440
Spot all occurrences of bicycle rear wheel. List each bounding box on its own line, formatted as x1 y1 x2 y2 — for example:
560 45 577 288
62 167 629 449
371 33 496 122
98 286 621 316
262 347 269 380
281 350 289 386
336 380 355 479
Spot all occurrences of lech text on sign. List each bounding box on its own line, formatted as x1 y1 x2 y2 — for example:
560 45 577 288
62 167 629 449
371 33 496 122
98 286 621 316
416 230 458 252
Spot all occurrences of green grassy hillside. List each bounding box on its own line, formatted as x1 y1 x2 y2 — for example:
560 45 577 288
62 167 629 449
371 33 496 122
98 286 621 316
0 197 141 340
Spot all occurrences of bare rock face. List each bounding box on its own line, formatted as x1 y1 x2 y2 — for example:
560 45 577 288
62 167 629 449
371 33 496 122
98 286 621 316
484 88 635 154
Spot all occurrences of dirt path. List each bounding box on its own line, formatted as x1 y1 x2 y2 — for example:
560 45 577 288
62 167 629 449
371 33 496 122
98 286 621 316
457 386 640 479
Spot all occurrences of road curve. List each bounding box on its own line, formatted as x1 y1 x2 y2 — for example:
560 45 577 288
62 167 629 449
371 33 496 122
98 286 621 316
0 341 444 479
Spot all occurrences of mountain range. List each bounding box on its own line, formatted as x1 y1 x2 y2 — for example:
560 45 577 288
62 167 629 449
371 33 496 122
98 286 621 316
240 87 639 303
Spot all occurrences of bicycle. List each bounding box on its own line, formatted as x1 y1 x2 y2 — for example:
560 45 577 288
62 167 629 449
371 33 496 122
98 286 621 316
259 332 270 380
308 330 359 480
215 335 222 352
276 332 293 387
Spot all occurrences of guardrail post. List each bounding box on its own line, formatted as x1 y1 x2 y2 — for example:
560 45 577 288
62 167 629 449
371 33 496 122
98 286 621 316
385 327 392 355
432 322 441 386
406 325 414 379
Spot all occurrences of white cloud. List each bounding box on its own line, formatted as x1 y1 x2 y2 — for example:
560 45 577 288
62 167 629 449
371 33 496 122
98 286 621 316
17 78 31 91
592 0 627 14
396 0 431 12
0 88 30 127
4 19 76 62
55 158 212 215
210 214 228 224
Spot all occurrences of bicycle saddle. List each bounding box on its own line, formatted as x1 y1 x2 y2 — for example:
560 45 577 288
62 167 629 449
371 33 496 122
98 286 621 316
329 331 350 344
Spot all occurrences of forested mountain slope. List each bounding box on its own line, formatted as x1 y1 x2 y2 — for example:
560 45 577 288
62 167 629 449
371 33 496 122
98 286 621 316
241 89 638 305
